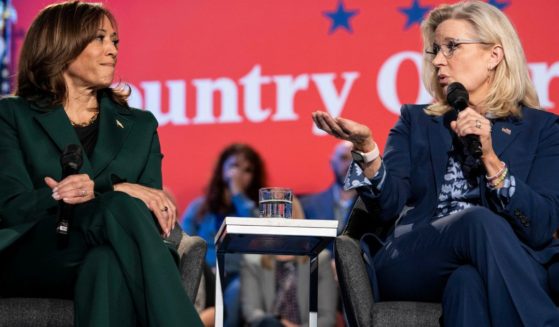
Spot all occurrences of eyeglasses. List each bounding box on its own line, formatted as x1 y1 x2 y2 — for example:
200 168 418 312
425 38 490 58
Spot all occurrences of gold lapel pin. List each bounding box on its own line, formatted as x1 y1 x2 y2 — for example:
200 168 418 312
501 127 511 135
116 119 124 128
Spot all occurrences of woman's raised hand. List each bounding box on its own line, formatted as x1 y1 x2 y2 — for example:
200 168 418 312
225 166 245 195
312 111 376 151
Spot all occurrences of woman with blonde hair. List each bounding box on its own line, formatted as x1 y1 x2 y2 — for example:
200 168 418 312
314 1 559 325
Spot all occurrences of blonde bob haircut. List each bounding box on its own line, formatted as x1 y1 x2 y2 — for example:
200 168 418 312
421 0 539 117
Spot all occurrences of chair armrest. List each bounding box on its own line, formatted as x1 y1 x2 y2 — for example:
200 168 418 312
343 196 390 241
334 235 374 327
177 233 207 301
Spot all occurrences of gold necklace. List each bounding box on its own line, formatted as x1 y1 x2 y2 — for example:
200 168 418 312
70 111 99 127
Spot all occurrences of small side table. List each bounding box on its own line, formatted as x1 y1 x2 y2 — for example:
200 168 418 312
214 217 338 327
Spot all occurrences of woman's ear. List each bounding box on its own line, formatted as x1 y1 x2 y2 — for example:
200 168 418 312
488 44 504 70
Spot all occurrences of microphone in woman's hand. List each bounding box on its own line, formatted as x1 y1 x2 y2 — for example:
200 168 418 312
447 82 469 111
56 144 83 248
447 82 482 159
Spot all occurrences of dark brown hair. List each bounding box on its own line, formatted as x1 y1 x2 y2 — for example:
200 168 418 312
198 143 267 220
16 1 128 107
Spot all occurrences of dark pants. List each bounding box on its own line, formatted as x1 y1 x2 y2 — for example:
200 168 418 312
373 206 559 326
0 191 201 327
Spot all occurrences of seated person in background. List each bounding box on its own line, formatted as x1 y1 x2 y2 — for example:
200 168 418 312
300 141 357 235
181 143 266 326
181 143 265 272
300 142 355 323
240 205 337 327
0 1 200 325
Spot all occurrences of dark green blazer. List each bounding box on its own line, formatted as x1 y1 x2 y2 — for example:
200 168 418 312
0 94 163 252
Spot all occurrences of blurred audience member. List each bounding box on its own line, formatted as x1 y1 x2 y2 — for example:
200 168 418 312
181 143 265 269
299 142 356 324
240 205 337 327
300 141 357 234
181 143 266 327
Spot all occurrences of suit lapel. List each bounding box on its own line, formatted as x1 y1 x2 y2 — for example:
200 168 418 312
427 113 453 197
491 117 522 156
480 116 521 206
34 105 79 152
33 106 94 176
90 97 133 177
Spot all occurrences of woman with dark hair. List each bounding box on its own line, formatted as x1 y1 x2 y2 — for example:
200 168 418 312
182 143 267 326
182 143 266 267
0 1 201 326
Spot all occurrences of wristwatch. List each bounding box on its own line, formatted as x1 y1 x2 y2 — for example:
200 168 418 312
351 145 380 164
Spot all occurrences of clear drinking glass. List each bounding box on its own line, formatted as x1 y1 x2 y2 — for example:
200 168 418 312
258 187 293 218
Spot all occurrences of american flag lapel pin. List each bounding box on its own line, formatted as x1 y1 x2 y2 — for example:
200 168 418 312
116 119 124 128
501 127 511 135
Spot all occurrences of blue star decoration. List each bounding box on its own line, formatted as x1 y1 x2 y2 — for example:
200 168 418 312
399 0 432 30
488 0 510 10
323 1 359 34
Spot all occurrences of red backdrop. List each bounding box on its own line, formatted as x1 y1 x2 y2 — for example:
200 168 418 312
12 1 559 216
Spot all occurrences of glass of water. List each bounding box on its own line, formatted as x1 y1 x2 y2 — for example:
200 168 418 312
259 187 293 218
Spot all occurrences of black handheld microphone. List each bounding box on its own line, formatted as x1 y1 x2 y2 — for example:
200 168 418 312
56 144 83 246
447 82 482 158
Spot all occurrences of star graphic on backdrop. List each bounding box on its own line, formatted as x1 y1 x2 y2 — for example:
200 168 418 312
398 0 432 30
323 1 359 34
488 0 510 10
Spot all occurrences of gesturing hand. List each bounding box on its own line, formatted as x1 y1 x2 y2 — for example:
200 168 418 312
113 182 176 237
45 174 95 204
312 111 376 151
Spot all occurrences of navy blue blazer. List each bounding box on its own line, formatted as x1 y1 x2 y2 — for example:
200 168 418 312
365 104 559 264
300 185 336 221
